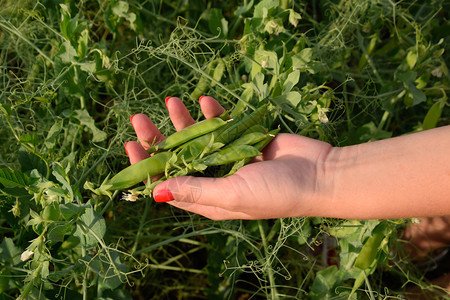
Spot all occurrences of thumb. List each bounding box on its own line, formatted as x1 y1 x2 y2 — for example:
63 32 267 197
152 176 229 205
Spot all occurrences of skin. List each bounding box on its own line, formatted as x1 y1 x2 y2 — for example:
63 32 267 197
126 95 450 221
126 95 450 290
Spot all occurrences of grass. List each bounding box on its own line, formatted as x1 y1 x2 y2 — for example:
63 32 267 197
0 0 449 299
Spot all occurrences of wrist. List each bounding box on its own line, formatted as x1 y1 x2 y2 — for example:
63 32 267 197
312 145 346 218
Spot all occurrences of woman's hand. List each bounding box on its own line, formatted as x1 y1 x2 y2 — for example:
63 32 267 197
125 96 450 220
125 96 335 220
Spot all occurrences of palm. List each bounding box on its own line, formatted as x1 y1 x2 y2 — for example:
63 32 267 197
168 134 332 219
126 96 332 220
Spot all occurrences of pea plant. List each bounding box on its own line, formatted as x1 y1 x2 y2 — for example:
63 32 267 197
1 0 449 299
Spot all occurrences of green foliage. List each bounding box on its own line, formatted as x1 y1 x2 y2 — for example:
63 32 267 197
1 0 449 299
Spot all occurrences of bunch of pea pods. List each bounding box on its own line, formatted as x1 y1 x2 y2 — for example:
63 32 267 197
95 103 279 198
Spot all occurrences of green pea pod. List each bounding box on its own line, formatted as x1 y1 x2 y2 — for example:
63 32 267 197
196 144 261 167
107 151 173 190
215 104 268 145
176 106 271 173
253 127 280 151
225 127 280 177
172 112 248 162
243 124 268 135
224 132 268 149
168 105 266 160
174 131 224 163
354 223 386 270
147 117 228 153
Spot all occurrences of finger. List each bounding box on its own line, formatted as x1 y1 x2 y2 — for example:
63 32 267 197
198 95 226 119
168 201 254 220
165 96 196 131
130 113 165 149
125 141 162 183
260 133 332 161
124 141 149 164
153 176 238 209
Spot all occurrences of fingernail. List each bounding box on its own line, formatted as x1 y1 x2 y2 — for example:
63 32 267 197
124 142 130 157
199 95 205 104
130 114 136 124
154 189 174 202
165 96 171 107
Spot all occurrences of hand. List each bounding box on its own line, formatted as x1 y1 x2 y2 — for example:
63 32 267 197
126 96 334 220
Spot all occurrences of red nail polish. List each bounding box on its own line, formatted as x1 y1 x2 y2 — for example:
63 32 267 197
124 142 130 157
165 96 171 107
154 189 174 202
130 114 136 124
199 95 205 104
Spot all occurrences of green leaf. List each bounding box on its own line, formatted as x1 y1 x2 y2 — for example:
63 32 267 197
272 91 301 108
86 250 128 291
0 237 21 265
99 250 128 290
352 122 392 143
74 109 107 142
59 4 81 42
292 48 312 70
58 41 78 64
77 28 89 59
407 84 426 106
60 203 89 221
423 99 445 130
19 134 39 149
48 223 73 243
253 0 279 19
45 121 62 149
18 151 47 176
328 220 362 238
74 205 106 248
111 1 137 31
234 0 254 16
308 265 339 299
209 9 228 38
252 72 269 100
0 169 37 188
52 163 74 202
283 69 300 93
398 71 426 106
104 3 117 33
41 260 50 279
406 51 418 70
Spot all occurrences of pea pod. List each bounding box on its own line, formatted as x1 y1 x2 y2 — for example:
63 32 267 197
225 127 280 176
196 144 261 167
224 132 268 149
354 223 386 270
107 151 173 190
147 117 228 153
243 124 267 135
253 127 280 151
171 111 248 162
174 105 269 164
215 104 268 145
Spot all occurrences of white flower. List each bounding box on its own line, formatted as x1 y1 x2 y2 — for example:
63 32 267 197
317 105 329 123
319 111 329 123
21 250 34 262
288 9 301 27
121 193 139 202
261 59 268 68
431 67 443 78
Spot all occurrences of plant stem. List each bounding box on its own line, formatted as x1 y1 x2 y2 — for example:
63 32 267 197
257 220 279 300
81 246 87 300
131 198 151 254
